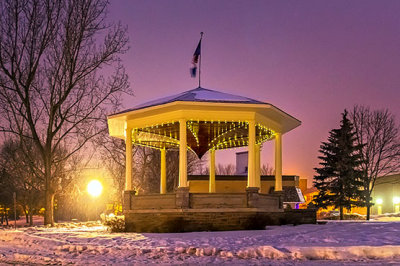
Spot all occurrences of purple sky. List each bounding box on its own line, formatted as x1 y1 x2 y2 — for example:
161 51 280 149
108 0 400 186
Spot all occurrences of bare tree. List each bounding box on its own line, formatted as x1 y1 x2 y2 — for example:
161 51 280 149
350 106 400 220
99 136 201 195
0 168 14 225
97 136 132 201
261 163 274 175
215 162 273 176
0 139 44 225
0 0 130 225
216 163 236 175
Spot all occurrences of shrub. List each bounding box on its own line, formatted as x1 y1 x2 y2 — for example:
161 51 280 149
101 213 125 232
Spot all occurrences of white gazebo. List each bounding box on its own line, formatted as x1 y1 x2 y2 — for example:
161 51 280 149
107 87 313 232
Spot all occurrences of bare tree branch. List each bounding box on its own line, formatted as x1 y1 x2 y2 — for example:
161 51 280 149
0 0 131 225
351 105 400 220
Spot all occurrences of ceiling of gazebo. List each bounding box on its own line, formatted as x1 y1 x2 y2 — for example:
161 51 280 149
132 120 274 158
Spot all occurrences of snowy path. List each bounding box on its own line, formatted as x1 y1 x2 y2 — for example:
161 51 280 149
1 221 400 265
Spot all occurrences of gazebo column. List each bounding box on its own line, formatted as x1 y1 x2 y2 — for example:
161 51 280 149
209 149 216 193
255 144 261 190
160 148 167 194
178 119 188 188
247 120 258 189
274 132 283 191
125 127 133 191
176 119 189 209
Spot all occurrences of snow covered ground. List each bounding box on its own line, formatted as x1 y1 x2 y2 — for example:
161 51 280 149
1 219 400 265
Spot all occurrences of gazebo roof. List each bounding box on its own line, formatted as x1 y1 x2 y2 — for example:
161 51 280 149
116 87 266 114
108 87 301 158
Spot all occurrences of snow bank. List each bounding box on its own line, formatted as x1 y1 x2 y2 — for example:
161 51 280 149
1 221 400 264
289 245 400 260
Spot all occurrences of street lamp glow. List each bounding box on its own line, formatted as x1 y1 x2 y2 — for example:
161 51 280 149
393 197 400 205
87 180 103 197
376 198 383 205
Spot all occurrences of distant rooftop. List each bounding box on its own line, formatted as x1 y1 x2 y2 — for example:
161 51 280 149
115 87 268 114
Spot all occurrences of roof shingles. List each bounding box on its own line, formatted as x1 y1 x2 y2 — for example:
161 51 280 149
117 87 267 114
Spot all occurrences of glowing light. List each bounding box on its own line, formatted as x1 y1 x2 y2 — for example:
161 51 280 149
376 198 383 205
130 119 275 152
87 180 103 197
393 197 400 204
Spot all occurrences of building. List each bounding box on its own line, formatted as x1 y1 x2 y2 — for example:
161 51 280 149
236 151 248 175
372 173 400 215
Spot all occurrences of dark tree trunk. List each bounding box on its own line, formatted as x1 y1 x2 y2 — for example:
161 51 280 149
43 154 55 226
366 199 371 220
29 214 33 226
340 206 344 220
44 192 55 226
22 206 29 223
365 187 371 221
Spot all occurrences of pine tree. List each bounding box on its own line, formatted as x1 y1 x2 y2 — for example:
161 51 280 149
313 110 364 220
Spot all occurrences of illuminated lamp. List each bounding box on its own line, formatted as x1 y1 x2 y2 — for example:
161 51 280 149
393 197 400 205
87 180 103 198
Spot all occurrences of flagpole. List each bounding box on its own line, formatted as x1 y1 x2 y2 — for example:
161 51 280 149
198 32 204 88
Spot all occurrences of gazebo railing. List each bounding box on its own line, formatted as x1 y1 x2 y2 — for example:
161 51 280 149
123 190 282 212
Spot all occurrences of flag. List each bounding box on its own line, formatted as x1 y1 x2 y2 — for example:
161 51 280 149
190 39 201 77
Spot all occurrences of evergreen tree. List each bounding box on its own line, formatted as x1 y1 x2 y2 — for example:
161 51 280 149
313 110 364 220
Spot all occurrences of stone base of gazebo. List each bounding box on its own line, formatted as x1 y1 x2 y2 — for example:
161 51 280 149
123 189 316 233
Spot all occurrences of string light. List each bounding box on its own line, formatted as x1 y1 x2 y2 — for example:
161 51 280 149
129 119 275 152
